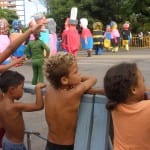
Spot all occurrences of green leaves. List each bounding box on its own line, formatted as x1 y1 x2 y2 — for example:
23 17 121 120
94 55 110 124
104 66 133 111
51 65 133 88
0 8 18 25
45 0 150 33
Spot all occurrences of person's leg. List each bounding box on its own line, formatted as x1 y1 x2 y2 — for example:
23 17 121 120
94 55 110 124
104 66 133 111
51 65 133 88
97 47 102 55
32 63 38 85
95 46 98 55
114 46 119 52
87 50 92 57
37 64 44 83
2 136 26 150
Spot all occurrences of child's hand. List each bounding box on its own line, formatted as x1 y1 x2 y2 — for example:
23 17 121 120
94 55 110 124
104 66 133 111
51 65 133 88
12 56 26 65
31 24 43 34
35 83 46 89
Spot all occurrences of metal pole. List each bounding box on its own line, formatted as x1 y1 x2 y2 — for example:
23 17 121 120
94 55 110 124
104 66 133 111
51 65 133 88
26 133 32 150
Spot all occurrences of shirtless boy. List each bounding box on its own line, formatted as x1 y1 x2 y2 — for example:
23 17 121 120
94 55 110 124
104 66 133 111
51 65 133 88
44 53 97 150
0 70 45 150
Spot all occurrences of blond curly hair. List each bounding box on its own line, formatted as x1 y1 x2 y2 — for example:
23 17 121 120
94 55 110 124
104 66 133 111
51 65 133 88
44 53 76 89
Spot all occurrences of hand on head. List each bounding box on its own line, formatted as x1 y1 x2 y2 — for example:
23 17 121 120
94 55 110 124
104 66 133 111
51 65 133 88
30 23 43 34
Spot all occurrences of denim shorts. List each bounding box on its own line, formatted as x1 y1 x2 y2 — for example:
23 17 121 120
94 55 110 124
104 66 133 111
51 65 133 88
2 136 26 150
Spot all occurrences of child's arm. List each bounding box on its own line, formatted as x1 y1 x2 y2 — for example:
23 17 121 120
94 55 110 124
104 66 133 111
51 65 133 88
85 88 105 95
145 87 150 92
14 83 46 112
77 75 97 94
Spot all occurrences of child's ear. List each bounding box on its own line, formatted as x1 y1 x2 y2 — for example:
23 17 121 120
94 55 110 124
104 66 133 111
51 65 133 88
131 86 137 95
61 76 68 85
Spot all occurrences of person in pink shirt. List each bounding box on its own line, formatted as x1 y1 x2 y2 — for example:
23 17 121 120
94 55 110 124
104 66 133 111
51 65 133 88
110 21 120 53
47 18 57 56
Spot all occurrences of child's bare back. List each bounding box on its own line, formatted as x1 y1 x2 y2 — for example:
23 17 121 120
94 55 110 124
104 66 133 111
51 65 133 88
0 70 45 149
0 99 25 143
44 53 97 149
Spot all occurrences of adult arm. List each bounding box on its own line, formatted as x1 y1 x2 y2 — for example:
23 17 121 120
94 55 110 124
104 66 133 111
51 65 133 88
0 56 26 73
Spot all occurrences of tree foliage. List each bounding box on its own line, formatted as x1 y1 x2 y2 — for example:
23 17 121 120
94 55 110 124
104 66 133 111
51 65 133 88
46 0 150 33
0 8 18 25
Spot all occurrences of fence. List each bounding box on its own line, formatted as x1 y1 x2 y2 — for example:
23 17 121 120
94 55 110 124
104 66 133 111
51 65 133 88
129 36 150 48
24 83 113 150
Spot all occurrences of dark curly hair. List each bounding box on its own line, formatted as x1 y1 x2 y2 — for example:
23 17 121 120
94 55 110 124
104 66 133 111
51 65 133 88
104 62 138 111
44 53 76 89
0 70 25 93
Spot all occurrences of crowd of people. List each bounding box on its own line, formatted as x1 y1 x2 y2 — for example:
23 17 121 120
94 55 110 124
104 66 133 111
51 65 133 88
0 7 150 150
60 17 132 57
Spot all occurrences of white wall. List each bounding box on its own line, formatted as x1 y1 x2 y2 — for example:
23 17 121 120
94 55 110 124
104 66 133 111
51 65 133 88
15 0 47 26
24 0 47 26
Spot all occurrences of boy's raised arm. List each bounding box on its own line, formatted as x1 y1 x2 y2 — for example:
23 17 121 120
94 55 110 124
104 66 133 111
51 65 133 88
85 88 105 95
14 83 46 112
34 83 46 110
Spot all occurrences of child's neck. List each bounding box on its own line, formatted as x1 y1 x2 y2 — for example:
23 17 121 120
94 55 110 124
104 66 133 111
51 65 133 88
3 93 15 103
61 85 74 90
125 97 142 104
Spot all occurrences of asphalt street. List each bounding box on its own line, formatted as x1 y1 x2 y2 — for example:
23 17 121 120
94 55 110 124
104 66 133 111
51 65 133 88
11 48 150 149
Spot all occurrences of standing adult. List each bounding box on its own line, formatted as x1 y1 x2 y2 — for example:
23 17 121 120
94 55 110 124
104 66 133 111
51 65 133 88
80 18 93 57
110 21 120 53
93 21 104 55
62 7 80 57
24 32 49 85
47 18 57 56
122 22 132 51
104 25 112 51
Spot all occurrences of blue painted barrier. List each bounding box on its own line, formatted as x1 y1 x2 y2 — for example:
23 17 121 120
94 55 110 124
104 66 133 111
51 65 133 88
24 82 113 150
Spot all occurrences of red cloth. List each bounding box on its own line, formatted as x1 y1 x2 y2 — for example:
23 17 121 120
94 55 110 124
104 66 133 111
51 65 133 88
66 26 80 54
81 28 92 38
0 128 5 148
61 29 68 50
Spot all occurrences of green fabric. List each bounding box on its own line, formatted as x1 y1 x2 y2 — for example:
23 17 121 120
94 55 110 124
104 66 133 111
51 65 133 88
24 39 49 59
24 39 50 85
32 60 44 85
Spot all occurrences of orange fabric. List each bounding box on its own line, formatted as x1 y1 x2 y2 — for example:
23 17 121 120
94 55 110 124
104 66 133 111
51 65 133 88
112 100 150 150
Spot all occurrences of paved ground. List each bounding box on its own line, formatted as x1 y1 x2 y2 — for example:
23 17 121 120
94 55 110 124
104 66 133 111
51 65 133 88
11 48 150 149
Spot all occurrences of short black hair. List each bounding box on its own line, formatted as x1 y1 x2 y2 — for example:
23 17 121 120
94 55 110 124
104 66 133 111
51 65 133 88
0 70 25 93
104 62 138 111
